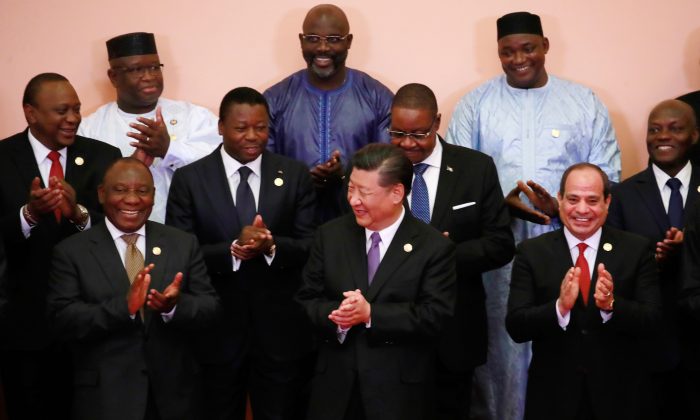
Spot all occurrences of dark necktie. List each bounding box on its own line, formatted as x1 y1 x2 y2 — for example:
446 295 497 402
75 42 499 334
47 151 63 221
667 177 683 228
236 166 256 225
367 232 382 285
576 243 590 306
411 163 430 223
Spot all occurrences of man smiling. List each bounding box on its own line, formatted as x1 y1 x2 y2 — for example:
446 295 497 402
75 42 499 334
446 11 621 419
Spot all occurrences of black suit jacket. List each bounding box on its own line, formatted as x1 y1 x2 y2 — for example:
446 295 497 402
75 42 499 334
296 213 456 420
607 164 700 370
427 140 514 371
0 130 121 350
47 221 221 420
166 146 316 363
679 199 700 370
506 226 661 420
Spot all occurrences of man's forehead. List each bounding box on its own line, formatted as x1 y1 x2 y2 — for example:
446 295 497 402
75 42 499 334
110 53 160 66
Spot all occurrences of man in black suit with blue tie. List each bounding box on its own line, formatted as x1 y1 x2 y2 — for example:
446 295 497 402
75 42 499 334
607 99 700 418
166 87 316 420
388 83 514 418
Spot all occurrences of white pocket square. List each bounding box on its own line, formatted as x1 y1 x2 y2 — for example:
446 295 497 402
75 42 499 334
452 202 476 210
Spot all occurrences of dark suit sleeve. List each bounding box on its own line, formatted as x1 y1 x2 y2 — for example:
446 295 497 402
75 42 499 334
269 164 316 268
506 243 564 343
48 243 133 342
606 185 625 230
166 168 232 273
296 229 343 338
680 203 700 320
454 156 514 273
169 233 221 329
369 240 457 339
0 238 8 322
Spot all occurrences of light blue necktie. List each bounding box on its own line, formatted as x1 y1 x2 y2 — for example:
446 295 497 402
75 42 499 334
411 163 430 223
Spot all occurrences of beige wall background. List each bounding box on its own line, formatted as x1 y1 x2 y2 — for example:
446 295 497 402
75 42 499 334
1 0 699 178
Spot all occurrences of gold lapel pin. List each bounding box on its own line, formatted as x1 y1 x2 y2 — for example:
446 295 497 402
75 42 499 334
404 243 413 253
274 178 284 187
446 166 454 172
152 247 162 256
170 119 177 125
551 129 560 138
603 243 612 252
697 185 700 193
74 157 84 166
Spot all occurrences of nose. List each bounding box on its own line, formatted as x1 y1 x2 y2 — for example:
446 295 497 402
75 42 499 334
512 51 526 64
66 110 80 124
347 191 361 206
399 136 418 148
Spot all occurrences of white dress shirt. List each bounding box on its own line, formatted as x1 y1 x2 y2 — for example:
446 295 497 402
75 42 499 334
652 161 692 211
406 140 443 219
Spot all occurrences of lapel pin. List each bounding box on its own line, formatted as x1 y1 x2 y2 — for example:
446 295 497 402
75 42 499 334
697 185 700 193
274 178 284 187
551 129 560 138
404 243 413 253
170 119 177 125
603 243 612 252
152 247 162 256
446 166 454 172
74 156 84 166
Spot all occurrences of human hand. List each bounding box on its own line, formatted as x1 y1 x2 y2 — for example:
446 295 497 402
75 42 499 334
26 177 61 219
310 150 342 188
655 227 683 263
231 215 274 260
593 263 614 311
127 263 154 315
128 106 170 158
147 272 182 313
328 289 371 328
505 182 551 225
557 267 580 316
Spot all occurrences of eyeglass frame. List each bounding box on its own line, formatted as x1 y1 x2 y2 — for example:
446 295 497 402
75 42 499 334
387 115 438 141
299 34 351 45
110 63 165 78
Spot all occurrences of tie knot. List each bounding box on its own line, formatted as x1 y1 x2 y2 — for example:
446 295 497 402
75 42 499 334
577 242 587 254
47 151 61 163
370 232 382 246
667 177 682 191
122 233 139 246
413 163 429 176
238 166 252 181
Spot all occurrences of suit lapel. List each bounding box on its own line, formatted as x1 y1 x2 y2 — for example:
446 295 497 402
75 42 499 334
343 221 368 292
633 167 669 233
431 141 458 228
686 164 700 216
89 223 131 296
366 216 417 302
257 152 283 226
10 130 43 188
201 147 242 237
144 222 171 332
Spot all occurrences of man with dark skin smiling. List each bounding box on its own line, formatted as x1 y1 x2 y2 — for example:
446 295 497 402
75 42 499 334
607 99 700 418
0 73 121 420
446 12 621 419
48 158 220 420
389 83 514 419
79 32 220 223
507 163 661 420
167 87 316 420
264 4 393 222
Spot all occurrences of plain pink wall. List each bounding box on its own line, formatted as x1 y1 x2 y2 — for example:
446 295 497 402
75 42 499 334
1 0 699 177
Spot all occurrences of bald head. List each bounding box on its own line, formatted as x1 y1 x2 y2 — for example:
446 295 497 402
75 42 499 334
392 83 438 114
303 4 349 33
646 99 699 176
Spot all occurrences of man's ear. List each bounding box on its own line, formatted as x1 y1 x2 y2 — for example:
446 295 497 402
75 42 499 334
23 104 36 125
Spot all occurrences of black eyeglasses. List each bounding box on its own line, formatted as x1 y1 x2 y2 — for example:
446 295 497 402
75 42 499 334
300 34 349 45
112 64 164 78
388 116 437 140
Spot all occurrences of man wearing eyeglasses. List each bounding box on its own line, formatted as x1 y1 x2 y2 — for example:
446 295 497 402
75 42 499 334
79 32 220 223
264 4 393 223
446 12 621 420
390 83 514 419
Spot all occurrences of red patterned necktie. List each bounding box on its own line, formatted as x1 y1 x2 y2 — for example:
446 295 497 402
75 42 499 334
47 151 63 222
576 243 590 305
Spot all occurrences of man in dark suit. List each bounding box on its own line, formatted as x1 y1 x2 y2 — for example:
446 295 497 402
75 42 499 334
388 83 514 418
47 158 221 420
166 87 316 420
0 73 121 420
607 99 699 418
296 144 456 420
506 163 662 420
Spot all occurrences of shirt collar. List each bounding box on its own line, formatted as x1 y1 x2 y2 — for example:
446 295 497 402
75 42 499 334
27 128 66 164
220 147 263 179
652 161 692 191
365 207 405 245
563 226 602 252
104 218 146 241
418 137 443 169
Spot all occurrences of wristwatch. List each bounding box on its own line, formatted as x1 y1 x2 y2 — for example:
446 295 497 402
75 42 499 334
73 204 89 227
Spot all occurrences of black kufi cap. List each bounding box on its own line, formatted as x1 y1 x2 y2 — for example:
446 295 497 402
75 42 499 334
497 12 543 40
106 32 157 60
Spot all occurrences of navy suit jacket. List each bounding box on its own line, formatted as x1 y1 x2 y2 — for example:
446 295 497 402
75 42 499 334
0 129 120 350
426 140 514 371
607 164 700 370
166 146 316 363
